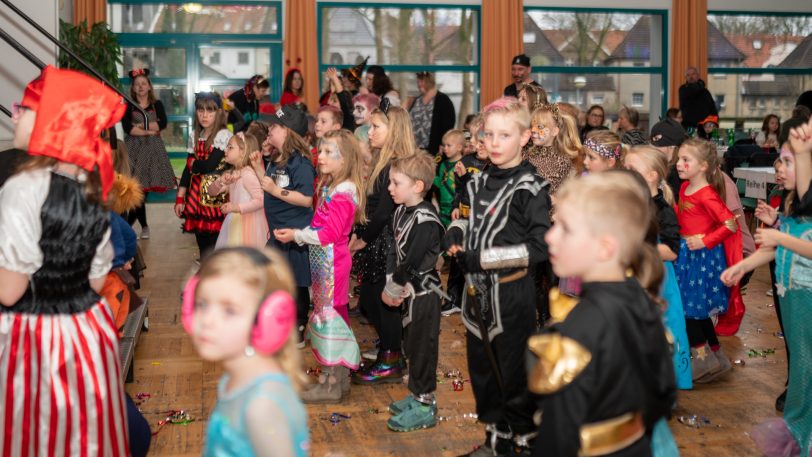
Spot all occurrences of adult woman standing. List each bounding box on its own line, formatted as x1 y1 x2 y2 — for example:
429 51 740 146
408 72 456 156
227 74 270 132
122 68 178 239
580 104 608 142
350 106 416 384
365 65 401 107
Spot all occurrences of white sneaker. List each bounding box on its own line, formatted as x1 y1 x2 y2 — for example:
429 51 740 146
362 348 379 360
140 227 150 240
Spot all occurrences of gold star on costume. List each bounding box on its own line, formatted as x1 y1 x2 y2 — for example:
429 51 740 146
694 345 708 361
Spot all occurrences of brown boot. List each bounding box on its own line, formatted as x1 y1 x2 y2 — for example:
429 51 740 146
691 344 720 382
336 365 351 398
696 347 732 384
301 366 343 404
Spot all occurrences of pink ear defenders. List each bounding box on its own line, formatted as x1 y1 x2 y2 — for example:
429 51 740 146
181 248 297 356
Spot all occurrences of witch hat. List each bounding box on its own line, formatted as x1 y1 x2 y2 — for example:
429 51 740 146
341 56 369 85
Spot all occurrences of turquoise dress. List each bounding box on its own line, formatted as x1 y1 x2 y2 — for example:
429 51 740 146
204 373 310 457
775 215 812 455
661 261 693 390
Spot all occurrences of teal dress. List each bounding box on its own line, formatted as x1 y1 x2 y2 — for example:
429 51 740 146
204 373 310 457
774 215 812 455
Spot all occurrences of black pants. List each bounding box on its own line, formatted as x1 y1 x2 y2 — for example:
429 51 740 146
194 232 219 259
296 286 311 327
685 318 719 348
770 260 790 384
466 278 537 435
360 278 402 352
534 263 555 326
446 256 465 307
403 293 441 396
127 194 148 228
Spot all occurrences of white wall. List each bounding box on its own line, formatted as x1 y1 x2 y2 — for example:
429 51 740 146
0 0 59 142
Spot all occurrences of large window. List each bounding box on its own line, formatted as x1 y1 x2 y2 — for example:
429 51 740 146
317 4 480 125
523 7 668 124
707 12 812 126
109 1 283 156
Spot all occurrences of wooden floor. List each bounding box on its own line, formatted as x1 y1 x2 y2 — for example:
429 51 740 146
130 203 787 456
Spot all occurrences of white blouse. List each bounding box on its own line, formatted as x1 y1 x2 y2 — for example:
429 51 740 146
0 167 112 279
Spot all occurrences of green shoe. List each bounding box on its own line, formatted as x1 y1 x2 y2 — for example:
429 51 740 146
387 404 437 432
388 395 420 415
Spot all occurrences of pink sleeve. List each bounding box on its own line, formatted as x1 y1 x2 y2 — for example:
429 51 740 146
238 169 265 214
316 193 356 246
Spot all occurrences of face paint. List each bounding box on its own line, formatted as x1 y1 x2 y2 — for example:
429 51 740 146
320 140 343 160
354 103 370 125
531 122 552 145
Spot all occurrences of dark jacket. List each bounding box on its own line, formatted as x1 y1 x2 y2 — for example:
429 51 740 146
415 91 456 157
678 79 717 129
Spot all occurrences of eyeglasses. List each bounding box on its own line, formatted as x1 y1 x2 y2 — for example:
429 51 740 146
11 102 30 119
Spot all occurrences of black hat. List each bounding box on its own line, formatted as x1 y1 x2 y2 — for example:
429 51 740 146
512 54 531 67
650 118 687 147
266 104 308 137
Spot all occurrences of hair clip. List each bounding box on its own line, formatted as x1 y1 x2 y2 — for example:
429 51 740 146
379 97 391 115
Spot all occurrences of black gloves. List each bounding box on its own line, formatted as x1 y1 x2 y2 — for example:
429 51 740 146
442 227 464 252
455 250 483 273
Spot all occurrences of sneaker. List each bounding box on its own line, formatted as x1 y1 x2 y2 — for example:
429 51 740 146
296 325 306 349
140 227 150 240
388 395 420 415
387 404 437 432
362 348 379 360
441 303 462 316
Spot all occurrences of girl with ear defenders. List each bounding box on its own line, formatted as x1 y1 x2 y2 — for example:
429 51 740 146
183 247 310 456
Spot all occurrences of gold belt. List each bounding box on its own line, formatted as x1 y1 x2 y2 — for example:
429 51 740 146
681 233 705 239
579 412 645 457
498 268 527 284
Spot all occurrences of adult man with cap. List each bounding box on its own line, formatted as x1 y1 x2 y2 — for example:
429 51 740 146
649 117 687 199
503 54 542 98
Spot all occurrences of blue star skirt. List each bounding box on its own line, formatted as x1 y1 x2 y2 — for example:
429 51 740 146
674 239 730 320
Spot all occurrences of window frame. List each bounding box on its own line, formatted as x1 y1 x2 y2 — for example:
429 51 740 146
706 10 812 123
522 6 669 118
316 2 482 110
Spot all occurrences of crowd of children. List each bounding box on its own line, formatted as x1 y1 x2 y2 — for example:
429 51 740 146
5 61 812 457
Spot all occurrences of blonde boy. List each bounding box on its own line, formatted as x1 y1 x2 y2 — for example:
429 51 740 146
444 98 551 455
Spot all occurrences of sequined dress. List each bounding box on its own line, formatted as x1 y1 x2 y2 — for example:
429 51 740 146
299 183 361 370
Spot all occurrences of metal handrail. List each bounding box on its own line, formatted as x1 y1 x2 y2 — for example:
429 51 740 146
0 0 148 129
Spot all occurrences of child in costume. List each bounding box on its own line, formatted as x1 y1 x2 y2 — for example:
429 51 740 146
435 129 465 227
624 146 693 390
444 118 489 318
0 66 129 456
184 247 310 457
530 171 676 457
122 68 177 239
383 154 445 432
252 104 316 346
524 103 579 325
583 129 624 173
444 98 551 455
274 130 365 403
674 138 742 383
524 103 578 194
722 120 812 456
208 132 269 249
351 106 417 384
176 92 233 258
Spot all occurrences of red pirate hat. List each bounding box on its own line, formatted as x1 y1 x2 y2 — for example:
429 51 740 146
26 66 126 199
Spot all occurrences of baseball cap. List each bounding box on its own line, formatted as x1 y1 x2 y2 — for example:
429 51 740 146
512 54 531 67
266 104 308 137
649 118 687 147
